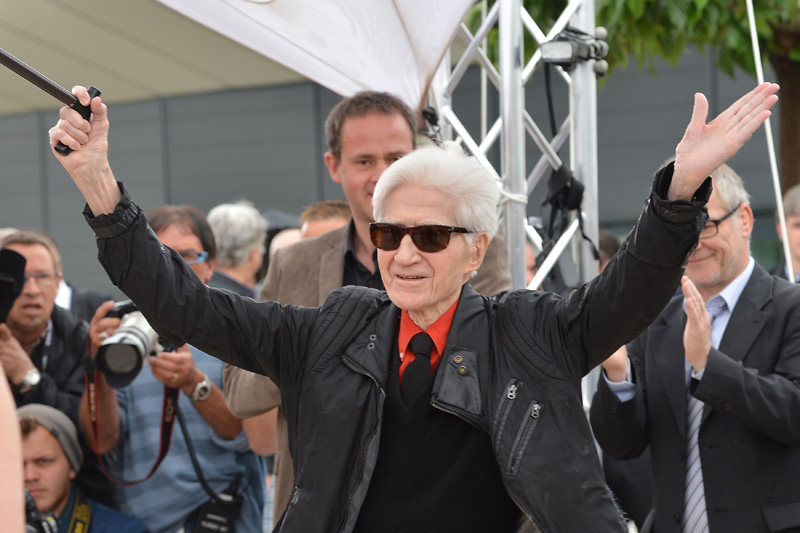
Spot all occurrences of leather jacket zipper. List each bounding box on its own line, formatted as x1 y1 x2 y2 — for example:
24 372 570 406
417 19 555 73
434 382 544 533
506 401 542 476
506 490 544 533
493 379 520 450
339 357 384 533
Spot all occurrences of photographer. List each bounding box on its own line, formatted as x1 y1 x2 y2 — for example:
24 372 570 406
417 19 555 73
80 205 264 533
1 231 115 509
19 403 146 532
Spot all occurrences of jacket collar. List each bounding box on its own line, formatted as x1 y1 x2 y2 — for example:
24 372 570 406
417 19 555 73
342 284 490 428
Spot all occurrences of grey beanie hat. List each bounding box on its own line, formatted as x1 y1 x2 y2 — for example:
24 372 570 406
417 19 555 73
18 404 83 471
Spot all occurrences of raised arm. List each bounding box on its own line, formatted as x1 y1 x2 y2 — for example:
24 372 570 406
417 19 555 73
48 86 120 215
669 82 779 200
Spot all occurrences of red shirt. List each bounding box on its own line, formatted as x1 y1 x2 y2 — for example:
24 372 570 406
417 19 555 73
397 299 459 387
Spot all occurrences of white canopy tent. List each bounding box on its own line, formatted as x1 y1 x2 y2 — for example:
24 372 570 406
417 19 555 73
155 0 476 112
154 0 604 293
155 0 606 408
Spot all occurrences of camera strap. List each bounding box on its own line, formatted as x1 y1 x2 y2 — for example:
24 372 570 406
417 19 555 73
175 402 244 533
84 353 180 486
176 401 244 505
64 487 92 533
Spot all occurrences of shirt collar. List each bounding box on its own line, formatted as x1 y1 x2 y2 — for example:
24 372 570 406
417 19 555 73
681 256 754 315
715 256 755 313
398 299 459 358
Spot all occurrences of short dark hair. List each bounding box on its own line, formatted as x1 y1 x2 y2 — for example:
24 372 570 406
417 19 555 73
324 91 417 160
300 199 351 225
146 205 217 260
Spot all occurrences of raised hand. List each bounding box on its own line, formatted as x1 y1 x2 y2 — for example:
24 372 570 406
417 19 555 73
670 82 779 201
682 276 712 371
48 86 120 215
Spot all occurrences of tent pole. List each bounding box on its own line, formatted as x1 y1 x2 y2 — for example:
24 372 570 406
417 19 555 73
572 0 599 285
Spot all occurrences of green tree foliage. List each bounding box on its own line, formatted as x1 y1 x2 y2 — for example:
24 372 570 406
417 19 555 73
466 0 800 189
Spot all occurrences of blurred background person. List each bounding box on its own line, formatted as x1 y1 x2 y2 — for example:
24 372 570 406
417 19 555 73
1 230 114 507
80 205 265 533
207 200 269 299
299 199 351 239
19 404 146 532
770 183 800 281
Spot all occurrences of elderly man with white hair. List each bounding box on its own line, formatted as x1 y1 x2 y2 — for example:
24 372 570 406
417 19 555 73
50 83 777 532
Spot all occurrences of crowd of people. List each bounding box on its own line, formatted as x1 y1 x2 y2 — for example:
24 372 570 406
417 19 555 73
0 78 796 533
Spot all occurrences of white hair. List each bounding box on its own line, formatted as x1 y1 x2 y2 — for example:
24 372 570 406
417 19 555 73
372 141 500 240
207 201 268 267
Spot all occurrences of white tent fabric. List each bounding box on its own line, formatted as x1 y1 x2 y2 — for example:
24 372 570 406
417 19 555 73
156 0 476 110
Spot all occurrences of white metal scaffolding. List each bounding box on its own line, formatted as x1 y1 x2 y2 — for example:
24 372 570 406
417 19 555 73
430 0 601 292
430 0 602 409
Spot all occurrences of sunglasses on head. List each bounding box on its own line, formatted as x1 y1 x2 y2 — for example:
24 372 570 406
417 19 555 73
369 223 471 253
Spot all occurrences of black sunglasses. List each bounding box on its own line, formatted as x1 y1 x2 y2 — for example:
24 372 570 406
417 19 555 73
369 223 471 253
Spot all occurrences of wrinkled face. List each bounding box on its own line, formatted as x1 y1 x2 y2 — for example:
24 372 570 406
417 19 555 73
686 189 752 300
377 185 487 327
777 214 800 277
5 243 61 336
23 426 75 517
325 112 414 228
156 224 215 284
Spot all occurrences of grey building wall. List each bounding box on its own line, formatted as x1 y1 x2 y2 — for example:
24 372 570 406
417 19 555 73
0 48 781 299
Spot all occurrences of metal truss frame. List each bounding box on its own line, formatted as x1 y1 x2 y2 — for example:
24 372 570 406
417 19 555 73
430 0 600 292
429 0 601 409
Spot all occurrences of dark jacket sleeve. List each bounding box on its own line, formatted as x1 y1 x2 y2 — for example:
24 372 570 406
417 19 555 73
568 163 709 374
589 340 650 459
84 184 318 386
501 163 709 382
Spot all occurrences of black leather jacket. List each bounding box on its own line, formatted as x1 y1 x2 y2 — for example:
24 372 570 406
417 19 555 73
86 165 707 532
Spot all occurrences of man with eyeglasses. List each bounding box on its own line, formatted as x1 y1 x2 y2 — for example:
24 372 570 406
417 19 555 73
52 82 777 530
78 205 266 533
591 162 800 532
0 230 118 508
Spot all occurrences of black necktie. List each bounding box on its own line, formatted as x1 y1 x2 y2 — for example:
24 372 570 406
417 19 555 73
401 332 434 405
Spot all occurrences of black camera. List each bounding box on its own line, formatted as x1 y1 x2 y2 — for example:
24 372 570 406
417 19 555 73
96 300 174 389
25 488 58 533
0 248 26 323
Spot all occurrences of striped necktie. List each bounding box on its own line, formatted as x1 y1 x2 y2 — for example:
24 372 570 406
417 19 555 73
682 298 727 533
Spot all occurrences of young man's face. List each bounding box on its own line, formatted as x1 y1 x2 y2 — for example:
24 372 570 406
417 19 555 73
23 426 75 517
325 112 414 229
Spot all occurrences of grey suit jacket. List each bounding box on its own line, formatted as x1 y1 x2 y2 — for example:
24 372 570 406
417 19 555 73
590 263 800 533
223 223 512 519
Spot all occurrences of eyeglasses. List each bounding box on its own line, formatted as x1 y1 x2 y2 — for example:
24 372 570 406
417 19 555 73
178 250 209 265
23 272 59 287
699 204 740 240
369 223 471 253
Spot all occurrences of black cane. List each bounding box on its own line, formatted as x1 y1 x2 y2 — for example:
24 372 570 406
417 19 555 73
0 47 100 155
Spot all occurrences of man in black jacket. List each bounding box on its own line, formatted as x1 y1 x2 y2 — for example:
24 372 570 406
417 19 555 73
0 230 115 508
591 162 800 532
50 82 778 532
